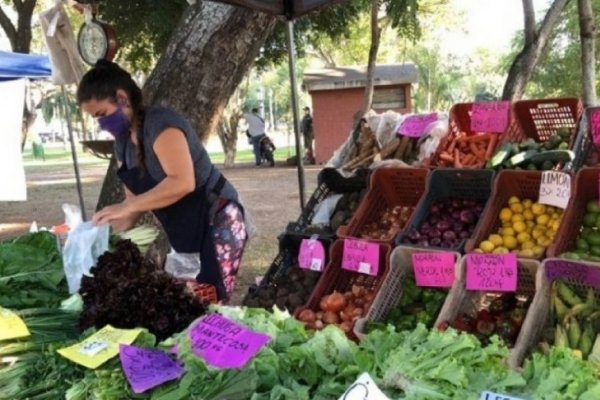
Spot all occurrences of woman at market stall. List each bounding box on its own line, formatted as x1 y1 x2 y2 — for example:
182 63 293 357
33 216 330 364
77 60 246 302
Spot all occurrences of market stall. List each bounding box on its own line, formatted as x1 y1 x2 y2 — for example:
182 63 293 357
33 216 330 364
4 98 600 399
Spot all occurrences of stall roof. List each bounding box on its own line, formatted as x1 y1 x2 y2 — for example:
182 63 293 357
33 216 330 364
303 64 418 91
0 51 52 80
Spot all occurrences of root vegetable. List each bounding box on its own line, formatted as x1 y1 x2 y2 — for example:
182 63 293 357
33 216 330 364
298 309 316 323
323 311 340 325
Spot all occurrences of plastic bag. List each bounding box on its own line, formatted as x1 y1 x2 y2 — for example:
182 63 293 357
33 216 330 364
62 221 109 294
311 194 343 225
374 110 402 148
164 250 201 280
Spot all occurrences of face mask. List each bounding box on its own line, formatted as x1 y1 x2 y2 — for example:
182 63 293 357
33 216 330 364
98 107 130 138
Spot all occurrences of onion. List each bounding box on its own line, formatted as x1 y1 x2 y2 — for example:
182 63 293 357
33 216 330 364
407 229 421 242
417 239 430 247
340 321 352 334
429 216 440 225
323 311 339 325
316 312 324 320
443 230 457 242
364 292 375 303
319 296 329 312
436 221 451 232
452 222 464 232
352 285 365 298
297 309 316 323
421 222 432 231
340 309 352 322
430 237 442 247
460 210 476 225
314 320 324 329
354 297 365 307
428 229 441 239
352 307 363 318
327 291 347 313
459 231 471 239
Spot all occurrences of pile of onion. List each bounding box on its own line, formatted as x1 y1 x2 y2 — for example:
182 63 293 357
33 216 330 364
360 205 414 240
297 283 376 335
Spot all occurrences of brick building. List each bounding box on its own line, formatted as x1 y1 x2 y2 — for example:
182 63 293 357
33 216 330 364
303 64 418 164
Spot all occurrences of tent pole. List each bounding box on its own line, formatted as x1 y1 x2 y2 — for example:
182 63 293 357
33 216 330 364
286 18 306 210
61 85 87 221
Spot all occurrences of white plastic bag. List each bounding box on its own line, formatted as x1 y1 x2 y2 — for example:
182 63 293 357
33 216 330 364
62 221 109 294
164 250 201 280
311 194 343 225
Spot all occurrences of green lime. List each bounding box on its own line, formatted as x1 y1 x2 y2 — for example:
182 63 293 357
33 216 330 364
586 232 600 246
576 238 590 251
584 213 598 228
563 252 581 260
587 200 600 214
558 142 569 150
591 246 600 257
582 227 593 237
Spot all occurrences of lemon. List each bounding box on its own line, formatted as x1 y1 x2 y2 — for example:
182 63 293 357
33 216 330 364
510 203 524 213
519 249 535 258
501 227 515 236
479 240 495 253
526 221 536 229
532 246 545 258
522 199 533 209
503 235 518 250
489 234 504 247
551 220 561 232
532 203 546 216
513 221 527 233
499 208 513 223
522 241 536 250
493 246 510 254
473 248 484 253
512 214 525 223
537 236 552 247
536 214 550 226
508 196 521 205
517 232 531 244
532 228 544 240
523 210 535 221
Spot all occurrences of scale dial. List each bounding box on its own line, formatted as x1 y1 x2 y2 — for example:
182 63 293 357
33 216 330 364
77 19 117 66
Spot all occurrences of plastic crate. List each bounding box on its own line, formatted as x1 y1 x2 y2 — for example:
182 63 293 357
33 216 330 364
547 167 599 257
512 97 582 144
337 168 429 244
465 170 571 259
353 246 460 340
285 168 370 235
295 240 391 340
572 107 600 172
242 233 332 306
434 255 542 366
511 258 600 367
395 168 495 252
431 102 521 168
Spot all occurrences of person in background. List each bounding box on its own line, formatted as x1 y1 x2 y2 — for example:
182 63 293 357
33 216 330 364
301 106 315 164
244 108 266 166
77 60 247 302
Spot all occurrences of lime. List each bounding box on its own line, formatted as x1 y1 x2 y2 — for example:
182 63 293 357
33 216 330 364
587 200 600 214
575 238 589 251
591 246 600 257
585 232 600 246
583 213 598 228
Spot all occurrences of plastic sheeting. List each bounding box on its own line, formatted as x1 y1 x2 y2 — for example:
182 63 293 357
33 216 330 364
0 79 27 201
0 51 51 81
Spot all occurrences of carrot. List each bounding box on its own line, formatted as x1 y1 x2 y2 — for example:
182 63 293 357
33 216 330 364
466 133 491 143
485 133 499 159
439 152 454 163
447 137 457 154
469 142 486 159
454 149 463 168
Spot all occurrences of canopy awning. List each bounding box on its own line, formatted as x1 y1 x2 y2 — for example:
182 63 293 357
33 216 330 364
0 51 52 80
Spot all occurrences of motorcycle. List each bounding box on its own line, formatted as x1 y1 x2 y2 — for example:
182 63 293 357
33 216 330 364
259 135 276 167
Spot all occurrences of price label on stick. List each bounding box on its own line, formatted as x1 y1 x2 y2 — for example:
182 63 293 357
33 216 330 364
342 239 379 276
470 101 511 133
591 109 600 146
339 373 391 400
397 113 438 137
298 237 326 272
466 254 517 292
119 345 185 394
189 314 271 369
412 252 456 288
0 307 30 341
480 391 524 400
539 171 571 209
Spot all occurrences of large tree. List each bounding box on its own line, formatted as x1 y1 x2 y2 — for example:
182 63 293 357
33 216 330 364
0 0 36 53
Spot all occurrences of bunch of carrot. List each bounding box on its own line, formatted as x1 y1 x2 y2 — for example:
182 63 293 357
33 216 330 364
435 132 498 168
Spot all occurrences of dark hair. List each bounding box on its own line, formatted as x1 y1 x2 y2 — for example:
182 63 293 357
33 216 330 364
303 107 310 111
77 60 147 172
251 108 259 113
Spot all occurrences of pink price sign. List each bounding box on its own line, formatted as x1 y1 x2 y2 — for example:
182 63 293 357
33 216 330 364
591 109 600 146
342 239 379 276
412 252 456 288
470 101 511 133
189 314 271 369
466 253 517 292
398 113 438 138
545 259 600 288
119 345 185 394
298 238 326 272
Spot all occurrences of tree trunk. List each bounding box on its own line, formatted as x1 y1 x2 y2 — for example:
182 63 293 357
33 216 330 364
501 0 571 101
143 2 277 142
217 114 239 168
0 0 36 53
578 0 597 107
361 0 382 115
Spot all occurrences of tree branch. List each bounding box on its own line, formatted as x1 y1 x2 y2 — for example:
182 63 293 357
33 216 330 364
522 0 536 44
12 0 22 13
0 5 17 48
537 0 570 41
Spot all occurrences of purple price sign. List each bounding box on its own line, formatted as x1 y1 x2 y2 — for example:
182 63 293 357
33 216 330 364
119 345 184 394
342 239 380 276
298 238 326 272
545 259 600 288
412 252 456 288
398 113 438 138
470 101 511 133
466 253 518 292
591 109 600 146
189 314 270 369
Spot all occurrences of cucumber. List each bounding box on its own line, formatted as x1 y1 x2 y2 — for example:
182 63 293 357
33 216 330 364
508 150 539 167
529 150 575 165
490 143 514 168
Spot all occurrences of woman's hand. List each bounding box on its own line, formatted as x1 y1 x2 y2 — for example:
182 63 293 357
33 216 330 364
92 202 136 226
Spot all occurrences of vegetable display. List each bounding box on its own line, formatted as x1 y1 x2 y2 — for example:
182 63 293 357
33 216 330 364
477 196 563 257
561 199 600 262
359 205 414 241
243 267 320 312
402 198 484 249
304 190 367 236
436 132 498 168
79 240 206 341
487 129 573 171
365 275 447 333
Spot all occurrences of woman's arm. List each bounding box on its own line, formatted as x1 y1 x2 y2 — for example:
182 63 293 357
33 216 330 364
109 187 144 232
92 128 195 225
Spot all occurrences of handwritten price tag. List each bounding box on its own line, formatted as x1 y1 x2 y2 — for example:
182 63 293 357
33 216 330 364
119 345 185 394
298 237 326 272
539 171 571 209
339 373 391 400
545 259 600 288
470 101 511 133
466 254 518 292
342 239 380 276
412 252 456 288
397 113 438 138
480 391 524 400
58 325 142 369
591 109 600 146
189 314 271 369
0 307 30 341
